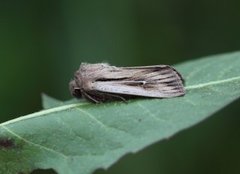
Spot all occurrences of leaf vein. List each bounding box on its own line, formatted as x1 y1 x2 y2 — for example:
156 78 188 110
75 108 107 129
186 76 240 90
136 102 169 123
0 103 88 126
0 125 68 159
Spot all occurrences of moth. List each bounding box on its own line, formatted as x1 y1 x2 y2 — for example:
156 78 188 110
69 63 185 103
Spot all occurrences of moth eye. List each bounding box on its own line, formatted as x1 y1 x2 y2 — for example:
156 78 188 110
73 88 82 98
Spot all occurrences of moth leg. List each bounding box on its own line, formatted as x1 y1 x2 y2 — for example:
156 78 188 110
103 93 127 102
82 92 101 103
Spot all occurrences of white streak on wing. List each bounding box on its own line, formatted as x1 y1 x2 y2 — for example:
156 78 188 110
92 82 184 98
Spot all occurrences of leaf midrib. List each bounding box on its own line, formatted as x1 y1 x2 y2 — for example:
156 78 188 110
185 76 240 90
0 103 89 126
1 75 240 127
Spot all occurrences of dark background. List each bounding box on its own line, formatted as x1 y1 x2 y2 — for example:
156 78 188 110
1 1 240 174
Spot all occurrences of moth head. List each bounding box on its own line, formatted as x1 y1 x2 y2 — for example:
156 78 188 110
69 80 82 98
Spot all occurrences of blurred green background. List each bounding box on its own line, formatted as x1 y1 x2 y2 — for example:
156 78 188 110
1 1 240 174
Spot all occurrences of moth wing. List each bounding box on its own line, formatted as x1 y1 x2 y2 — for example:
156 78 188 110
92 82 184 98
91 65 185 98
121 65 168 69
121 65 184 82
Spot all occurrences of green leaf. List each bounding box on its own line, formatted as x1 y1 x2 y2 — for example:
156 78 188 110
1 52 240 174
42 94 62 109
42 94 81 109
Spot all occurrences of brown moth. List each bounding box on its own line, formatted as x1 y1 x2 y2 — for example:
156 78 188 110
69 63 185 103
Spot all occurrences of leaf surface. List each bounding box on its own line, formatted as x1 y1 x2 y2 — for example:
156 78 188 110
1 52 240 174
